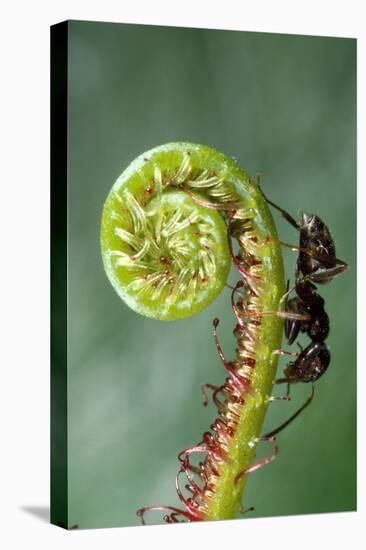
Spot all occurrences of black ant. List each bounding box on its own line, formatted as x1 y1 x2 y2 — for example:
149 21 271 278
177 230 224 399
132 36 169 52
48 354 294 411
204 190 349 482
257 194 349 440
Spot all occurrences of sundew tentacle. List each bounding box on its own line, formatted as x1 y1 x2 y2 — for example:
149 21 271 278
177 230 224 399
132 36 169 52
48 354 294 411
100 143 285 523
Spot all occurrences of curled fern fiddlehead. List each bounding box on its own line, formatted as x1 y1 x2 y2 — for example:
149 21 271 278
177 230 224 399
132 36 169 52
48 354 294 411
101 142 285 522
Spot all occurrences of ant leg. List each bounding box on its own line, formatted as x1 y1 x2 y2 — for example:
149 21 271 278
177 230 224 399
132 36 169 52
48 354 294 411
268 394 291 402
261 384 315 440
235 278 309 324
279 281 297 306
263 238 349 277
255 175 299 230
272 349 300 357
234 436 279 484
238 504 255 515
268 382 291 402
234 280 309 323
239 309 310 322
261 193 300 230
304 262 349 283
231 280 307 324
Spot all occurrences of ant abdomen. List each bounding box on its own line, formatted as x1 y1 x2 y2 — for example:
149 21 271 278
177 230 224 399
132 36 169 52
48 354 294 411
283 341 331 384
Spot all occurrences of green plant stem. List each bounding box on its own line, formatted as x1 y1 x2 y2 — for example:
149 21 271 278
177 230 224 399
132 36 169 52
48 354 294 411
101 143 285 521
205 172 285 519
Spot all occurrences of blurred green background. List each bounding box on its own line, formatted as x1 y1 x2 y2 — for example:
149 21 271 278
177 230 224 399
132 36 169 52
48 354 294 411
67 21 356 528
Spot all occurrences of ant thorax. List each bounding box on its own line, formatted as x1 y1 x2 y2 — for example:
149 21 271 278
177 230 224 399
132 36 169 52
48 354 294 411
285 280 329 344
295 280 324 307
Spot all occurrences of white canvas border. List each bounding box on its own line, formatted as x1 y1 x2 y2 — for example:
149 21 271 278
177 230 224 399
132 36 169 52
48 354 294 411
0 1 363 549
